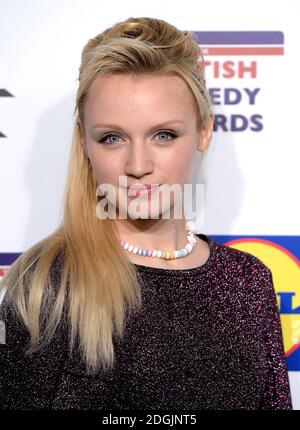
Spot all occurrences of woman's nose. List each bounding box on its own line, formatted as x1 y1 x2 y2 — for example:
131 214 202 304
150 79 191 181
125 143 154 178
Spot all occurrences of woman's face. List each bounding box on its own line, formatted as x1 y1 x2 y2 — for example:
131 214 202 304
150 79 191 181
80 72 213 220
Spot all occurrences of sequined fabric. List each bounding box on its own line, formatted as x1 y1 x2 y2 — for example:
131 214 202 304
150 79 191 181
0 234 293 410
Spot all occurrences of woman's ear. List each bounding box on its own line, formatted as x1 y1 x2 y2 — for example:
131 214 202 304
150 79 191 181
197 113 214 152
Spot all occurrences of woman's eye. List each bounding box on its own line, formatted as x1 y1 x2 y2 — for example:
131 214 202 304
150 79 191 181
155 130 177 142
97 134 121 145
97 130 177 146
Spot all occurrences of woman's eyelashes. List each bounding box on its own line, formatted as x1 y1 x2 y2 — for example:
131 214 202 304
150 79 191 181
96 130 178 146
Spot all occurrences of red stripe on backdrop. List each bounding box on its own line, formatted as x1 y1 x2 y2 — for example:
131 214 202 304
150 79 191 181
287 342 300 357
0 268 7 277
202 47 284 55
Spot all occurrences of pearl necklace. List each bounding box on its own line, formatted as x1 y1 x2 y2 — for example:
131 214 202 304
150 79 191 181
119 222 197 260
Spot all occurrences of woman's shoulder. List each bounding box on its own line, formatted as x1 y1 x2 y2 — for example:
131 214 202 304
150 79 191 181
201 233 272 281
49 249 65 287
202 234 277 319
0 247 68 339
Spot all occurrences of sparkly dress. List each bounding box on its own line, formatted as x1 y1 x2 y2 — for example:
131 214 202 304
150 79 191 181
0 234 293 409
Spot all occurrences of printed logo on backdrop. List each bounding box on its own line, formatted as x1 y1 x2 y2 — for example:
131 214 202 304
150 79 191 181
0 89 14 137
192 31 284 132
213 235 300 372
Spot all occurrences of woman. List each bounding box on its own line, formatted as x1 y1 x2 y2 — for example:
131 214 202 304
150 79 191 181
0 16 292 410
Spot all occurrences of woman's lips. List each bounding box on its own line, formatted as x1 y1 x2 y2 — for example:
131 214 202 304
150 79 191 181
126 184 161 197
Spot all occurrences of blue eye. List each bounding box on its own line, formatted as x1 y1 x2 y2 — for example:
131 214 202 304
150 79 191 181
97 130 177 146
98 134 121 145
156 130 177 141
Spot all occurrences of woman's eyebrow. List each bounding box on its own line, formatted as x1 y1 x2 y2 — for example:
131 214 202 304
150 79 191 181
91 119 186 131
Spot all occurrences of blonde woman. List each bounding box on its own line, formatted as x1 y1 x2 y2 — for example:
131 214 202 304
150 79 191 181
0 16 292 410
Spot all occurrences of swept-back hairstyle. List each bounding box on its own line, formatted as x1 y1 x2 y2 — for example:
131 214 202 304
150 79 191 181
0 16 213 375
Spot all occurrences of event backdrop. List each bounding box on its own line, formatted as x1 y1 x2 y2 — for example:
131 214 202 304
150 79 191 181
0 0 299 409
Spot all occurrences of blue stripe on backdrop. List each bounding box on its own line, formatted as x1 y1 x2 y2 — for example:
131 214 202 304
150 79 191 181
191 31 284 45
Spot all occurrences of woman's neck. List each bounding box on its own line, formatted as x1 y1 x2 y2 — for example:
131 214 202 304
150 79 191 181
114 217 190 251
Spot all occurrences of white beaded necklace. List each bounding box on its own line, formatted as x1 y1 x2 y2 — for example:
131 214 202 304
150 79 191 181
120 221 197 261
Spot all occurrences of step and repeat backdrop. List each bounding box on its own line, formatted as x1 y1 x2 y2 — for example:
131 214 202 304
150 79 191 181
0 0 299 409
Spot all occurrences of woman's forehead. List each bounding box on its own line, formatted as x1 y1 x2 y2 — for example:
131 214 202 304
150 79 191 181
84 73 197 123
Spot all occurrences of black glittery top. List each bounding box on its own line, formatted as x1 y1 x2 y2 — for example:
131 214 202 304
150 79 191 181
0 234 293 410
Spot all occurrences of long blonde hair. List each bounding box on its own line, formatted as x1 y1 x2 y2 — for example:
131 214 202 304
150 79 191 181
0 16 213 375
